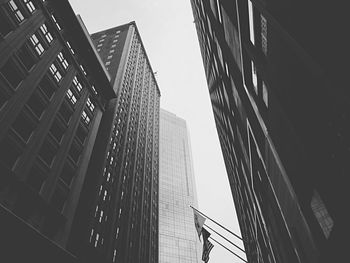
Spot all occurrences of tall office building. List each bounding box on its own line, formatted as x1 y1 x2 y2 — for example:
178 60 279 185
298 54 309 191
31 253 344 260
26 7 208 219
0 0 113 261
191 0 347 262
0 1 160 263
69 22 160 263
159 109 201 263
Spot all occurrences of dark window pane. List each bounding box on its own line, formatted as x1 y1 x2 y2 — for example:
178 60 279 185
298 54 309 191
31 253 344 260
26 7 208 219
58 101 72 124
76 124 88 144
27 164 46 192
17 43 37 71
49 118 65 143
38 76 56 99
11 111 36 142
0 85 11 110
26 91 47 119
0 58 23 89
0 10 14 37
0 137 22 169
38 139 56 166
60 162 75 186
50 187 67 212
68 141 82 163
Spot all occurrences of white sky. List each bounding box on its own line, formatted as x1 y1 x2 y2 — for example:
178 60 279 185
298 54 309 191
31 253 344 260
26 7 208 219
68 0 245 262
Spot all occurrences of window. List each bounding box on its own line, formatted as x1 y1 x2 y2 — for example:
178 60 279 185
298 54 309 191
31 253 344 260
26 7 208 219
27 164 46 192
99 210 104 222
97 43 103 47
105 61 111 66
81 110 90 125
94 233 99 247
0 136 22 169
76 123 87 143
68 141 82 163
112 39 118 43
66 41 75 54
8 0 25 23
60 162 75 186
97 48 101 52
72 76 83 92
86 98 95 112
0 58 23 89
80 65 87 75
11 110 36 142
26 90 47 119
251 61 257 94
40 23 53 44
311 190 334 239
262 81 268 107
91 85 97 95
111 44 116 48
58 101 72 124
51 14 61 30
49 63 62 82
99 38 105 43
29 33 44 56
23 0 36 13
0 9 14 37
261 14 268 56
49 118 65 142
38 139 57 166
57 52 69 70
38 76 56 99
107 55 113 59
66 89 77 105
109 49 115 53
17 43 37 71
50 187 67 212
248 0 255 45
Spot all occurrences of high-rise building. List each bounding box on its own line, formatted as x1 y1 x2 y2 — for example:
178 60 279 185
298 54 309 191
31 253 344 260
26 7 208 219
0 2 160 263
159 109 201 263
0 0 113 261
191 0 346 262
69 22 160 263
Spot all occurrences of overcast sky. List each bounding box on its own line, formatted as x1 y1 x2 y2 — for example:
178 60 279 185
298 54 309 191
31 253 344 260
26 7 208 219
68 0 245 261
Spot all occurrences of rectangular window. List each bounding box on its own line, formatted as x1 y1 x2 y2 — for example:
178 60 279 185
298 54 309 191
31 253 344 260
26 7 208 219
11 110 36 142
49 117 65 143
27 164 46 192
68 140 82 163
51 14 61 30
112 39 118 43
50 187 67 212
97 43 103 47
81 110 90 125
23 0 36 13
66 41 75 54
248 0 255 45
109 49 115 53
99 38 105 43
57 52 69 70
80 65 87 75
60 162 75 186
38 76 56 99
111 44 116 48
38 139 57 166
8 0 25 23
58 101 73 124
26 90 47 119
107 55 113 59
261 14 268 56
105 61 111 66
86 98 95 112
49 63 62 83
0 9 15 37
16 43 37 71
262 81 268 107
311 190 334 239
251 61 257 94
40 23 53 44
72 76 83 92
66 89 77 105
29 33 44 56
0 136 22 169
0 58 23 89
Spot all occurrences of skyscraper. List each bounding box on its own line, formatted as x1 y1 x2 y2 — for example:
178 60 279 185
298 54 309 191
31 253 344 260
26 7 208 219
0 2 160 263
191 0 347 262
0 0 113 261
69 22 160 263
159 109 201 263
